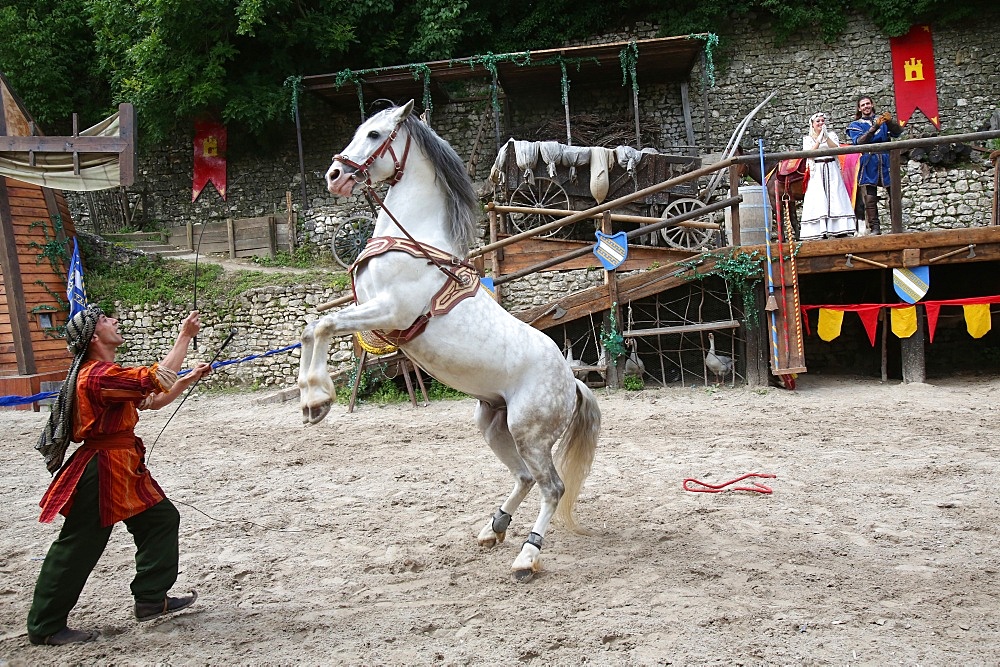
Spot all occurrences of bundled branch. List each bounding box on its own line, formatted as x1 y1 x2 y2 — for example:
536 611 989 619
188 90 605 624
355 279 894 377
513 113 663 149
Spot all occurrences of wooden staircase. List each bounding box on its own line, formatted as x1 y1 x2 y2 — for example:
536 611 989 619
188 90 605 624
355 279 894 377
103 231 189 257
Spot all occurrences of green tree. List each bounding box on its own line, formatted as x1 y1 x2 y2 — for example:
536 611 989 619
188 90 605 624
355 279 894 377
1 0 997 143
0 0 107 133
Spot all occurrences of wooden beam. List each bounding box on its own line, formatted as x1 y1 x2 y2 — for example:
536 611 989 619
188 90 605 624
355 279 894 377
0 135 129 153
0 179 37 375
889 149 903 234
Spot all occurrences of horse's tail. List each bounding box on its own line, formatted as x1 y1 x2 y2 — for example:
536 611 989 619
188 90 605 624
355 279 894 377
554 379 601 533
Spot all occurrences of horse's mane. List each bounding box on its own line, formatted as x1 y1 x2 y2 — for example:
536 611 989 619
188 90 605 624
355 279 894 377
398 113 479 256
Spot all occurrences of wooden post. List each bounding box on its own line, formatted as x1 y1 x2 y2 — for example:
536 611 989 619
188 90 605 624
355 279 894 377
680 82 696 156
186 222 194 250
880 275 888 382
601 211 622 389
488 208 503 304
889 149 903 234
226 217 236 259
901 305 926 383
286 191 296 252
268 216 277 257
728 164 741 246
0 180 36 375
743 283 770 387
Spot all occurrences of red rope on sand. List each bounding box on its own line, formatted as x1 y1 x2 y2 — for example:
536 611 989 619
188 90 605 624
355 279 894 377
682 473 776 494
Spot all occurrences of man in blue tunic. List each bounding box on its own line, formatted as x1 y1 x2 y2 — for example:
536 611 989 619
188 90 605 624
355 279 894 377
846 95 903 235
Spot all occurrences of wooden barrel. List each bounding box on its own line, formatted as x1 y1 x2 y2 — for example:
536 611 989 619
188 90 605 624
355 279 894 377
728 184 769 245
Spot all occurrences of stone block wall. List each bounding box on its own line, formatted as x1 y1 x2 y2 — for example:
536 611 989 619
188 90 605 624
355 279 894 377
110 283 359 391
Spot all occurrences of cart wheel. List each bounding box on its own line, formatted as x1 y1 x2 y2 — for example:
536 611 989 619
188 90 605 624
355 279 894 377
508 177 572 238
659 198 717 251
331 214 376 269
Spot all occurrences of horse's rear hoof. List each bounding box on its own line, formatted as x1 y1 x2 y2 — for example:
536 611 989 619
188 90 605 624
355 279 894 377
302 402 331 425
512 568 536 583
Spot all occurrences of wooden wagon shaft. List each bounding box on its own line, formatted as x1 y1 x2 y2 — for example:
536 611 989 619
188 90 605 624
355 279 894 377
490 204 720 230
494 195 738 285
730 128 1000 165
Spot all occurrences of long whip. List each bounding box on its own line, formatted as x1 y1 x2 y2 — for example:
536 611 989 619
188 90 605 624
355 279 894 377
146 327 237 464
758 139 781 372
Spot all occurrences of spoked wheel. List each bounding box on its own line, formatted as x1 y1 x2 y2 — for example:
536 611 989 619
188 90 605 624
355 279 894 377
507 177 572 239
331 214 376 269
658 198 718 251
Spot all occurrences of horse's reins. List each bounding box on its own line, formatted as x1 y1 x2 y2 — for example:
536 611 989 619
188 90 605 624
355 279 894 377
334 118 464 285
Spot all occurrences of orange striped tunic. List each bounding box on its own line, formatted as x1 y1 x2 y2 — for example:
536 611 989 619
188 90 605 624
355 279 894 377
39 361 171 527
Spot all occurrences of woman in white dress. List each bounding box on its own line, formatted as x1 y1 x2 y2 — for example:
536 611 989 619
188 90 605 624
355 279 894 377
799 112 857 240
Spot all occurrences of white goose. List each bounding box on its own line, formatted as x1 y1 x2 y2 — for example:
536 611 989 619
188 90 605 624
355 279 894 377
705 332 734 384
564 338 589 381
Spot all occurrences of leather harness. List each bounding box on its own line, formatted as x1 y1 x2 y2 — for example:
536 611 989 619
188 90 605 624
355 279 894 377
351 236 480 346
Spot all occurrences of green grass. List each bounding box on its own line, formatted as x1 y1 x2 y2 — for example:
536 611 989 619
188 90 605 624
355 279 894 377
83 249 349 312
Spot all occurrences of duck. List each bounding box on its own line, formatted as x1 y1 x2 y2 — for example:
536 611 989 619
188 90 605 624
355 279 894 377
705 332 734 385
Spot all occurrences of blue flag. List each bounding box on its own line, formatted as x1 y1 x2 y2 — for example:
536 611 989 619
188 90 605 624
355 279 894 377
67 237 88 319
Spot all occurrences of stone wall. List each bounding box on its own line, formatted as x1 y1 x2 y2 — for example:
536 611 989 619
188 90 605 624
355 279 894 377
110 284 358 391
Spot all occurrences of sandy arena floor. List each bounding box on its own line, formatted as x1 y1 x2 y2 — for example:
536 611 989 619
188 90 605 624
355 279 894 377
2 374 999 665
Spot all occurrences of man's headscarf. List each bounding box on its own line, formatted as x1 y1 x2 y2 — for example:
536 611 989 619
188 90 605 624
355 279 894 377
36 304 104 474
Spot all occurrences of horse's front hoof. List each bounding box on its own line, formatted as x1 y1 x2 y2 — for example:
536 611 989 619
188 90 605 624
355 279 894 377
302 401 331 425
511 568 537 583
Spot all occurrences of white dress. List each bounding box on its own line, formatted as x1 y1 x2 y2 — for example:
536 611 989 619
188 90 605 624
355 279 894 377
799 131 857 240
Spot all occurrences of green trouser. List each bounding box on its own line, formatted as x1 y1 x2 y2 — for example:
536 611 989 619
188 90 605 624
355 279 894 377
27 457 180 638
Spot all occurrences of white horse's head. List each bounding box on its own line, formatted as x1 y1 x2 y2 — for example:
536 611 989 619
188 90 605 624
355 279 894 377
326 100 415 197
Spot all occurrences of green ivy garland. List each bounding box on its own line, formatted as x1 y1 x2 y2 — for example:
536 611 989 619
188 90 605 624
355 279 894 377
283 75 303 121
682 248 765 325
691 33 720 87
28 215 68 276
410 64 433 117
619 40 639 95
600 302 628 360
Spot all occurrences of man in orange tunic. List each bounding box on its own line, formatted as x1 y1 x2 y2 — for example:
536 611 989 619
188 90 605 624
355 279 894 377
27 305 212 646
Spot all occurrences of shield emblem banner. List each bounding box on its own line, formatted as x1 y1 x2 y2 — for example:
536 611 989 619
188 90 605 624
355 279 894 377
593 231 628 271
893 266 930 304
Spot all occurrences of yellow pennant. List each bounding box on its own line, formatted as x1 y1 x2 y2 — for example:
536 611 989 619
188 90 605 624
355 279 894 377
964 304 992 338
891 306 917 338
817 308 844 342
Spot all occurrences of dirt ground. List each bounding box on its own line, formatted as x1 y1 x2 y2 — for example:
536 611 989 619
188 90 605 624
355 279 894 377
2 374 999 665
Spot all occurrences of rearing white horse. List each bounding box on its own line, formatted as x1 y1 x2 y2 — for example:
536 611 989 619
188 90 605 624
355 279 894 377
298 101 601 582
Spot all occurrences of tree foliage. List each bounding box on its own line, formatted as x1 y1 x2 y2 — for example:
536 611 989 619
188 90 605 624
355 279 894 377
0 0 995 143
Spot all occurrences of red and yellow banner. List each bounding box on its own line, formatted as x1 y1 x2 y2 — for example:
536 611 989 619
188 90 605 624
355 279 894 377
890 24 941 129
193 119 227 201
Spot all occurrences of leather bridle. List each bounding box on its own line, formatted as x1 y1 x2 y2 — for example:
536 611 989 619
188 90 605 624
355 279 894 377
334 116 464 285
333 120 412 187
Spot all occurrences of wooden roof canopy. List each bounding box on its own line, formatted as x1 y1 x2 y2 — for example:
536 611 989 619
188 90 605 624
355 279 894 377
301 35 710 109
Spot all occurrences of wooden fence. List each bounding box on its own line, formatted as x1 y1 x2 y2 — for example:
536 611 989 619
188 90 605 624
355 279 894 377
168 215 294 259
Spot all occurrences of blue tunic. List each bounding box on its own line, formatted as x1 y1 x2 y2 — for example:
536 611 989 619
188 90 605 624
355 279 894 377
846 117 902 186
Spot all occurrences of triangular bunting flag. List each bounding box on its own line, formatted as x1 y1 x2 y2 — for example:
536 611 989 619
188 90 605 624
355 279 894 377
891 306 918 338
856 306 882 347
925 303 941 343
